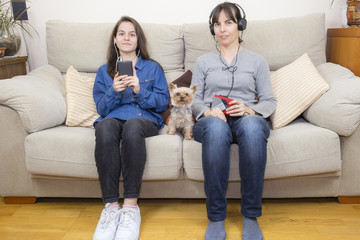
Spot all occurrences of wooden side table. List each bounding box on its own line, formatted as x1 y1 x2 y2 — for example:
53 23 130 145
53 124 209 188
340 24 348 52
326 27 360 77
0 56 28 80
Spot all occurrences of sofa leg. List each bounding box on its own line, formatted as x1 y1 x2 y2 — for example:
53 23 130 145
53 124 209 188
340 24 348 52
337 196 360 204
3 196 37 204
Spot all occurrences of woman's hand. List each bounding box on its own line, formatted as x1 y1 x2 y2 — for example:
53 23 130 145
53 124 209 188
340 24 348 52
121 65 140 94
226 99 256 117
204 108 227 122
113 73 129 92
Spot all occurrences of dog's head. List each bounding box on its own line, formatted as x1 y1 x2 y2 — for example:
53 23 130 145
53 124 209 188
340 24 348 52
169 83 197 107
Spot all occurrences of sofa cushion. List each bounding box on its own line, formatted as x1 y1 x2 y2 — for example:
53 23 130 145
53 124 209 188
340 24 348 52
182 23 215 72
183 13 326 72
243 13 326 71
303 63 360 137
46 20 184 74
270 53 329 129
25 126 183 180
65 66 99 128
141 23 184 73
183 118 341 181
0 65 66 133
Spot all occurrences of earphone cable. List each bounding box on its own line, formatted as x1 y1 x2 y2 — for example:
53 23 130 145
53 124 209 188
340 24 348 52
216 44 240 98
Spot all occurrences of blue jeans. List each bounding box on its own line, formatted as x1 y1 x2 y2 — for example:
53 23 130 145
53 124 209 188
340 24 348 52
95 118 158 203
193 115 270 221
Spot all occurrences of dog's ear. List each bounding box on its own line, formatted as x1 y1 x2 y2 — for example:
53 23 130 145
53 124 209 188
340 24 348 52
190 84 197 94
168 82 177 93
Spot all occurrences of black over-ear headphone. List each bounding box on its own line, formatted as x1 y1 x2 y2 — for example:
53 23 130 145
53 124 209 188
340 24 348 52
209 2 247 36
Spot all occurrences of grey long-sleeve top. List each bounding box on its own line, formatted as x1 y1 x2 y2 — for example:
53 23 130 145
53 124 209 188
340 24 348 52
191 48 277 120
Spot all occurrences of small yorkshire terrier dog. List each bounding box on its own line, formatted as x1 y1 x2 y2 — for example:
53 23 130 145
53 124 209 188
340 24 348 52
167 83 197 140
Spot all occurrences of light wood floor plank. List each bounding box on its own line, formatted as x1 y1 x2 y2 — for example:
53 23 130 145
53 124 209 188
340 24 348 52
0 197 359 240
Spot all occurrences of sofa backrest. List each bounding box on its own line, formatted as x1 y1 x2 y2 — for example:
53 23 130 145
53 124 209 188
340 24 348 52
244 13 326 71
46 21 112 74
183 13 326 72
46 21 184 80
46 13 326 82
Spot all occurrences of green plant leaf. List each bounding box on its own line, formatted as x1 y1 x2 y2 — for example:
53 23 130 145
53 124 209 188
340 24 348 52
0 0 38 38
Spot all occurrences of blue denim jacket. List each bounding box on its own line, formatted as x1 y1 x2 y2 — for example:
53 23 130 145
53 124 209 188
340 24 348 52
93 56 169 129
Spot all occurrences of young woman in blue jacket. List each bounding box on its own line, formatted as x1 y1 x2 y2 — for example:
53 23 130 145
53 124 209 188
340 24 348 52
92 16 169 240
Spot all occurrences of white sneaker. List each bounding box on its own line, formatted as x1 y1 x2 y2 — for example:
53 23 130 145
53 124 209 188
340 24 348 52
93 203 121 240
115 206 141 240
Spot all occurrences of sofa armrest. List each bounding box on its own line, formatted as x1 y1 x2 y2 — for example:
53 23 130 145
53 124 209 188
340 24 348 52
303 63 360 137
0 65 66 133
0 105 34 197
339 123 360 196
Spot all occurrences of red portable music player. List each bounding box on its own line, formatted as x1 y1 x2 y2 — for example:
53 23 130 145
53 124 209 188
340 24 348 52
212 95 234 115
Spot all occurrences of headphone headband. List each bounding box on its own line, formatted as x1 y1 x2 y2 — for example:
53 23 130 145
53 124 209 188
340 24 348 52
209 2 247 35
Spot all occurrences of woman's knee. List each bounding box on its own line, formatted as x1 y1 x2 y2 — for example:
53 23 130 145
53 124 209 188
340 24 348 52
201 117 231 141
236 116 270 139
95 118 122 145
122 118 158 141
95 118 121 139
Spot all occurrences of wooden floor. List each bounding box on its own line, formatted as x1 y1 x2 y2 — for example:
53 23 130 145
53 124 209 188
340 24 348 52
0 197 359 240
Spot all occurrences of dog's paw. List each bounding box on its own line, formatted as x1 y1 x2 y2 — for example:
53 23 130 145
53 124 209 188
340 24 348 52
167 131 175 135
184 133 194 140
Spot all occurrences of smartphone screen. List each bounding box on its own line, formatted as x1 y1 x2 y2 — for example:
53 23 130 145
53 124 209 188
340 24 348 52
117 61 133 76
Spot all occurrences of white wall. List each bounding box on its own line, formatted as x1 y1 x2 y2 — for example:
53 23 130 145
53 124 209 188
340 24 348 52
20 0 347 70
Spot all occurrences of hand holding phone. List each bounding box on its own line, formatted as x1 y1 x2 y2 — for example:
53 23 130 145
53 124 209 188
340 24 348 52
117 61 133 76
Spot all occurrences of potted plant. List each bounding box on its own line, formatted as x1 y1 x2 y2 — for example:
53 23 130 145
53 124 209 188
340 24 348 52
0 0 36 56
332 0 360 26
346 0 360 25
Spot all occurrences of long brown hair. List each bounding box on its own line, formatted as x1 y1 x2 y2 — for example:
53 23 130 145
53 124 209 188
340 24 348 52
107 16 153 78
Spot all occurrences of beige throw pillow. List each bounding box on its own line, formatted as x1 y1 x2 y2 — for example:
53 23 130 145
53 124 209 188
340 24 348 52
65 66 99 128
270 53 330 129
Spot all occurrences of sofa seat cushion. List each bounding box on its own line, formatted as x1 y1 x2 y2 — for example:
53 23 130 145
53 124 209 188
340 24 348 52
25 125 183 180
183 118 341 181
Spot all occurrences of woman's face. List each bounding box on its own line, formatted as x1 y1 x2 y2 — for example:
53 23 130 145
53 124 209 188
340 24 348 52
213 10 239 48
114 21 138 55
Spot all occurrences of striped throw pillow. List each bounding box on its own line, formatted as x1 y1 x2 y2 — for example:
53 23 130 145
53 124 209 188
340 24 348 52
65 66 99 128
270 53 329 130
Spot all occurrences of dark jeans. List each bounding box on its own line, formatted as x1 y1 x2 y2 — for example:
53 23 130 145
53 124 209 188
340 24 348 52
95 117 158 203
193 115 270 221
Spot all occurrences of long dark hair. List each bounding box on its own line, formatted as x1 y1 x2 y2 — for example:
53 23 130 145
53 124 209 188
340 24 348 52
209 2 243 43
107 16 154 78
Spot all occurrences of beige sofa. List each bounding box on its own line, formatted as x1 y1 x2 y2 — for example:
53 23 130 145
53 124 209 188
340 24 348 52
1 13 360 204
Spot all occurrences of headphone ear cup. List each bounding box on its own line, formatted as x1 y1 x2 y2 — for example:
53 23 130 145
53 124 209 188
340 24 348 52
237 18 247 31
209 25 215 35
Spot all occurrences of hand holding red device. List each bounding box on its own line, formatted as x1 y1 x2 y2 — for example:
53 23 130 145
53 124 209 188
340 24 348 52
212 95 234 115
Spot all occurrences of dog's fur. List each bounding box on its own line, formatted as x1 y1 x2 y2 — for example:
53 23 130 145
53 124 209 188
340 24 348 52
167 83 197 140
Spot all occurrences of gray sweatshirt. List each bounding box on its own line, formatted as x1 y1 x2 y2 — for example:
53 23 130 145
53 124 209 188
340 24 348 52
191 48 277 120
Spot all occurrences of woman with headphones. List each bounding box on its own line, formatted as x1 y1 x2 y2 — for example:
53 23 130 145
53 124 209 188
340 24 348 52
191 2 277 240
92 16 169 240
